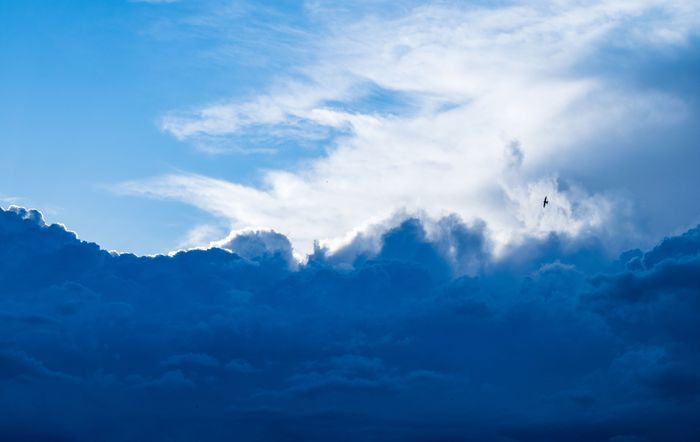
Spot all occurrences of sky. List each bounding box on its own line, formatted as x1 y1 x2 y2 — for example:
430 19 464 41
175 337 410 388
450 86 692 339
2 0 700 256
2 1 700 441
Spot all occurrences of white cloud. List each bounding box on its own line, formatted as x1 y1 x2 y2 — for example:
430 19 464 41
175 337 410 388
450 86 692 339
121 0 699 255
175 223 227 251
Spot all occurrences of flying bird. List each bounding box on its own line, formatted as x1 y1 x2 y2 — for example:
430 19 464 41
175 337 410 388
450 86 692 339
543 196 549 208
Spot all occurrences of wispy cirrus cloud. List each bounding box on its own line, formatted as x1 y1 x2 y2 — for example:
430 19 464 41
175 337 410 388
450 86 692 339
122 0 699 254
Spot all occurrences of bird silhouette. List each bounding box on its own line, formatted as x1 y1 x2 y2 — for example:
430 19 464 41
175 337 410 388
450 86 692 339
543 196 549 208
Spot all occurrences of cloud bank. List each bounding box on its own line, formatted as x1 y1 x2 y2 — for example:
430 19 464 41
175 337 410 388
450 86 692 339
2 205 699 441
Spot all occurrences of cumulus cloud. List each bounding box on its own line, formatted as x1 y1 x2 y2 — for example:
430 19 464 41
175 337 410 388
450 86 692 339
162 353 220 368
213 229 297 269
2 205 700 440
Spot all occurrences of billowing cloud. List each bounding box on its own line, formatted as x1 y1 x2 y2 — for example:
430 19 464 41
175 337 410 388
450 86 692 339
213 229 297 269
2 205 699 440
118 0 700 256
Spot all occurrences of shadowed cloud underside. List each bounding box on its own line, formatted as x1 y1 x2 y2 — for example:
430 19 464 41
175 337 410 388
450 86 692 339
1 205 699 441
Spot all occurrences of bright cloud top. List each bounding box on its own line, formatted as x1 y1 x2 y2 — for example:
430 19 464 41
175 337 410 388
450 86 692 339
119 0 698 255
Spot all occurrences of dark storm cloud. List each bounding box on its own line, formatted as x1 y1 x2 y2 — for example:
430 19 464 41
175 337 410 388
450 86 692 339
1 206 699 441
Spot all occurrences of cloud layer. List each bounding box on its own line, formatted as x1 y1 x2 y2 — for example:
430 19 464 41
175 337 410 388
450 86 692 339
2 205 699 441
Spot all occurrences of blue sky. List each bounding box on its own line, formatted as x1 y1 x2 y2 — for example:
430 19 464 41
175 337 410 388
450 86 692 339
2 2 700 440
2 0 700 256
1 0 323 253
